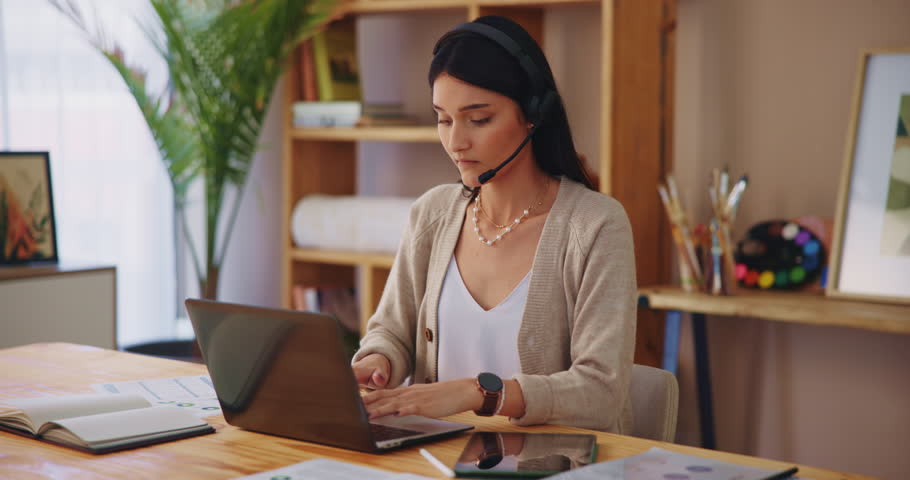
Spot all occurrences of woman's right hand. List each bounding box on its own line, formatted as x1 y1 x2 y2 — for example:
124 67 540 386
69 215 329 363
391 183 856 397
352 353 391 390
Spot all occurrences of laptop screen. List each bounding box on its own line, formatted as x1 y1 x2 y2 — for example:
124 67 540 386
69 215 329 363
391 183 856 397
186 299 376 451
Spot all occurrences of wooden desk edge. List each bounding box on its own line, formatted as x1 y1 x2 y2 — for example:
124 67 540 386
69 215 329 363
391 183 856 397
638 286 910 335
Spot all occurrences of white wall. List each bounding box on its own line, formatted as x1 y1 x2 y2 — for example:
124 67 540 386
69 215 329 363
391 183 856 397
215 82 285 309
674 1 910 478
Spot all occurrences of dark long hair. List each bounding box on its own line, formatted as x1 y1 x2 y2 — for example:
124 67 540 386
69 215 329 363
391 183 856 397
428 15 594 194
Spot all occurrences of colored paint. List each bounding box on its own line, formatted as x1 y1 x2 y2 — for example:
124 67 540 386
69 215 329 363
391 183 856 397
803 254 819 271
782 222 799 240
790 266 806 283
775 271 789 287
745 270 760 286
735 263 748 280
804 240 820 256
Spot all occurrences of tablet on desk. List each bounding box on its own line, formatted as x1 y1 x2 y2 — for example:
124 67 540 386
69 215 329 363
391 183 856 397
453 432 598 478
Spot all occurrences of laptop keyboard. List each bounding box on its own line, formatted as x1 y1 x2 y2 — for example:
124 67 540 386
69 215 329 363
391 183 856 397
370 423 422 442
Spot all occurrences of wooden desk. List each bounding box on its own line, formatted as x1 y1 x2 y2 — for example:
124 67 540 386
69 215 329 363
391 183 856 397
0 343 873 480
638 286 910 450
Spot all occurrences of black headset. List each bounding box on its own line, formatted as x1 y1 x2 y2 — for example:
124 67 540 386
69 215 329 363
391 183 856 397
432 20 560 183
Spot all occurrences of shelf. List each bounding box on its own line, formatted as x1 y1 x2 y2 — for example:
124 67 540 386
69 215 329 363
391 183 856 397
291 247 395 269
638 286 910 335
343 0 597 14
290 126 440 143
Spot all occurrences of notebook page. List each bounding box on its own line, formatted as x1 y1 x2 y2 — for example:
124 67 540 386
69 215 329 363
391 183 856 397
38 405 207 444
230 458 435 480
2 394 150 431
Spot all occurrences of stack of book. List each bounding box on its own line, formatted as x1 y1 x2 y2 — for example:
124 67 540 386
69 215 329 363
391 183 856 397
291 285 360 334
292 285 361 361
356 103 418 127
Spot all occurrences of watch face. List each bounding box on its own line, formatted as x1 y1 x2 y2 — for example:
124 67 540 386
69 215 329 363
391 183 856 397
477 372 503 392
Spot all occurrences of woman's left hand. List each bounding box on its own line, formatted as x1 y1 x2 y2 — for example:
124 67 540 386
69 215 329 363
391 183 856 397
362 378 481 419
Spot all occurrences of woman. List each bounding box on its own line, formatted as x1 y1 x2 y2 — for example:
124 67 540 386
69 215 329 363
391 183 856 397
351 15 637 433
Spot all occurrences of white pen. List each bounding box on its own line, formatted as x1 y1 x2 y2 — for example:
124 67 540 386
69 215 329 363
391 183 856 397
420 448 455 478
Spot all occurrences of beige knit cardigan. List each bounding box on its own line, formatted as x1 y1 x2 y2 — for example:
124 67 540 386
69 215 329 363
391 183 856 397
353 176 637 433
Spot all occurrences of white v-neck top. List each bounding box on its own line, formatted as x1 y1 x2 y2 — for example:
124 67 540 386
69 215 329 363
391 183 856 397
437 255 530 382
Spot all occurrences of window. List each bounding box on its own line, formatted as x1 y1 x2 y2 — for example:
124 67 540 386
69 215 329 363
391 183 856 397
0 0 176 346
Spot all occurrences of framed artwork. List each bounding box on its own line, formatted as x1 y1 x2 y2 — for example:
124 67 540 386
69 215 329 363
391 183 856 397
828 50 910 303
0 151 59 265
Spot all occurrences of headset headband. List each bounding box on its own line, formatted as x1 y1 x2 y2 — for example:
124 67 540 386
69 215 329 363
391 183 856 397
433 22 548 96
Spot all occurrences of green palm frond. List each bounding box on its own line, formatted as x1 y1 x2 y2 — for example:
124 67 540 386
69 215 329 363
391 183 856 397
50 0 334 294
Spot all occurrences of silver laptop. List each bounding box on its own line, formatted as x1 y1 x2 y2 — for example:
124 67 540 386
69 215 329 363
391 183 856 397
185 298 473 452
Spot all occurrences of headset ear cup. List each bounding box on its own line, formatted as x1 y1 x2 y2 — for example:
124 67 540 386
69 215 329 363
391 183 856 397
535 90 558 127
525 96 541 124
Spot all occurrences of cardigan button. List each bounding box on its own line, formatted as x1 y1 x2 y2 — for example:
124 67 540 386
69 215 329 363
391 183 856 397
424 328 434 342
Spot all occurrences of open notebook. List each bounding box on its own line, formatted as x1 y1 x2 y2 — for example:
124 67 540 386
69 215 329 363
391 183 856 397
0 393 214 454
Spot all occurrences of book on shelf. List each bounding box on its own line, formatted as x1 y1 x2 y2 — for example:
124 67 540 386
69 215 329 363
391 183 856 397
355 114 419 127
292 284 361 361
361 103 404 117
298 38 319 102
0 393 214 454
311 18 361 102
292 284 360 334
356 102 418 127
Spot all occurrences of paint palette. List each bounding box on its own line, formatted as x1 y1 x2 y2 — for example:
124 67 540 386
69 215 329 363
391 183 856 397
734 220 826 290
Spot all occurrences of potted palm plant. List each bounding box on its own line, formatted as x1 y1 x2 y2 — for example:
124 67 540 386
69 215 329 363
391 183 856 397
49 0 333 357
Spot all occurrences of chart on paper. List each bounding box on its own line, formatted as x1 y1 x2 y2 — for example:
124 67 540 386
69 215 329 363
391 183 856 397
91 375 221 418
229 458 435 480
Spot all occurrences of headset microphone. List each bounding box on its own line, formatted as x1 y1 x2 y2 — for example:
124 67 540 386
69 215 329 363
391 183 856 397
477 122 540 184
477 90 555 184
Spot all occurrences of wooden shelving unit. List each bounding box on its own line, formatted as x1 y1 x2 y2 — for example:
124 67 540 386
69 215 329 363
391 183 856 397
282 0 676 349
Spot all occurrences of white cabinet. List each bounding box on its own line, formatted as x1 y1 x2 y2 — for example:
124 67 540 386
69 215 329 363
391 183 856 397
0 263 116 349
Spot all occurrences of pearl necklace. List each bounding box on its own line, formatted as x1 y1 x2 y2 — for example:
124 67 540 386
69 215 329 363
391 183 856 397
471 187 546 246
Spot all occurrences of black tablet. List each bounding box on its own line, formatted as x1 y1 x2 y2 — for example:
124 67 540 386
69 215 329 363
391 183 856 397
453 432 598 478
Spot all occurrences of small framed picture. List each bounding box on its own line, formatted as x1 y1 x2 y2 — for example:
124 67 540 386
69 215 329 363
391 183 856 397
828 50 910 303
0 151 59 265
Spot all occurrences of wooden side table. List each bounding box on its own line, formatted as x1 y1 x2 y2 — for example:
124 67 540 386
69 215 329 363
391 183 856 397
638 286 910 449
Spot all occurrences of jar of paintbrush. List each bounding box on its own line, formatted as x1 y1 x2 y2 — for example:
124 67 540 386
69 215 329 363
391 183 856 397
658 169 748 295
